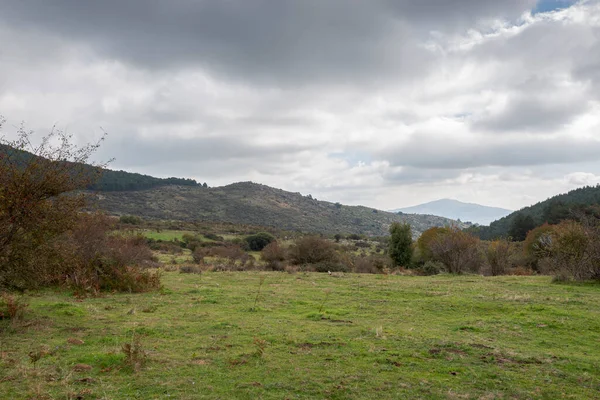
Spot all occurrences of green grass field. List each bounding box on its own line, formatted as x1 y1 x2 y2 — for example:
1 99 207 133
1 272 599 399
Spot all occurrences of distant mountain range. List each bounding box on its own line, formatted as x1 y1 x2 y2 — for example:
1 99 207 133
391 199 513 226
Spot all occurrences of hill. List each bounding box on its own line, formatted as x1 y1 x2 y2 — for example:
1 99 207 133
92 182 460 236
470 185 600 240
0 144 203 192
391 199 512 225
0 144 462 236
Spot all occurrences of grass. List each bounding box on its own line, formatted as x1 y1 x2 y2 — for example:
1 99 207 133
1 272 599 399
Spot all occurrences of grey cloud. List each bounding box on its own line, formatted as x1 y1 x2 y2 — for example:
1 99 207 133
0 0 536 86
383 135 600 169
97 132 316 170
472 93 590 133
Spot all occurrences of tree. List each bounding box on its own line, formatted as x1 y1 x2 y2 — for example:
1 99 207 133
388 222 413 267
416 227 449 263
428 227 481 274
0 117 106 289
245 232 275 251
509 213 536 242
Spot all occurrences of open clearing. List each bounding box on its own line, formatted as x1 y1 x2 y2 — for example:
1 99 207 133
1 272 599 399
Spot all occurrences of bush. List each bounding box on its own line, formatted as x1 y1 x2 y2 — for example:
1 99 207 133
261 241 287 270
0 292 29 321
523 224 554 270
428 227 482 274
542 219 600 281
0 118 106 290
50 213 161 294
485 239 511 276
289 236 338 266
388 222 413 267
416 227 449 263
353 255 390 274
245 232 275 251
119 215 142 225
179 265 203 274
420 261 444 276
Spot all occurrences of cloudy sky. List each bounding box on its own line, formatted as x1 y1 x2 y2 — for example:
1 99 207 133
1 0 599 211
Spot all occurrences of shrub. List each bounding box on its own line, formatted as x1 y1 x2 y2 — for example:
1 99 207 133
261 241 287 271
353 255 390 274
0 293 29 321
485 239 511 276
542 219 600 281
388 222 413 267
289 236 336 265
416 227 450 263
0 118 106 290
420 261 444 276
203 233 224 241
179 265 203 274
245 232 275 251
428 227 482 274
51 213 161 294
119 215 142 225
523 224 554 270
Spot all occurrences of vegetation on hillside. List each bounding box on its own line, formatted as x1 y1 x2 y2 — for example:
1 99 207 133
92 182 461 237
469 185 600 240
0 142 205 192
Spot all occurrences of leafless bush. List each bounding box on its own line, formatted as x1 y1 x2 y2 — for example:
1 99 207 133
485 239 512 276
0 293 29 321
428 227 482 274
289 236 338 265
542 219 600 281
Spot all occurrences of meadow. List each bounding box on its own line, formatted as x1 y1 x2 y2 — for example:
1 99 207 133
1 272 599 399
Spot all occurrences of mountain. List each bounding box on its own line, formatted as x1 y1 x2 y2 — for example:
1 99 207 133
391 199 512 226
0 144 462 236
92 182 461 236
0 143 202 192
469 185 600 240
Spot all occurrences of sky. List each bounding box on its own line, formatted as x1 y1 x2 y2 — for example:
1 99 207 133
0 0 598 211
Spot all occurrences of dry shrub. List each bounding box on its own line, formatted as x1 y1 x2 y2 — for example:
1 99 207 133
179 265 203 274
523 224 554 270
0 293 28 321
149 241 183 254
122 333 147 372
509 266 535 276
542 219 600 281
428 227 482 274
485 239 511 276
52 213 161 294
353 255 390 274
261 242 287 271
289 236 337 265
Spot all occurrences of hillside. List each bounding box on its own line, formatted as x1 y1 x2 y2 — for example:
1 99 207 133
0 144 203 192
471 185 600 240
392 199 512 225
92 182 460 236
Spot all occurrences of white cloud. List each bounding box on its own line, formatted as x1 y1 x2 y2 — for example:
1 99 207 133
0 0 599 212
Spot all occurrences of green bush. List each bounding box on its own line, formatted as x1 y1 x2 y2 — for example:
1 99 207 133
245 232 275 251
420 261 444 276
119 215 142 225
